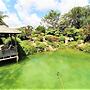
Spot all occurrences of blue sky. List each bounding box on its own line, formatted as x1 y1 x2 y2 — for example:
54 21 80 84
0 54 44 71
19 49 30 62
0 0 89 27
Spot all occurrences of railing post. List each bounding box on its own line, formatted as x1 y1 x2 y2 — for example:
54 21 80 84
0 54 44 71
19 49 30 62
15 34 19 63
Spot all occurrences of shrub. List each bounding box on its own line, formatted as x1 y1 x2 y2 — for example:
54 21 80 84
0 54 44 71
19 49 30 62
35 25 46 34
84 43 90 53
67 41 78 49
35 41 47 52
20 40 37 55
58 42 67 49
2 37 11 44
77 40 84 44
1 37 22 44
37 35 44 42
47 41 60 48
45 35 60 42
46 28 55 35
59 35 65 42
78 43 90 53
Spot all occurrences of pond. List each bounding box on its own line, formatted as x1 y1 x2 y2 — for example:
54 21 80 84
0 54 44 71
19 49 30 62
0 49 90 89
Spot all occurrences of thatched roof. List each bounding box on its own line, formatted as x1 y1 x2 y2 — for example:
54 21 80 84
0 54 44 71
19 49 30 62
0 25 21 34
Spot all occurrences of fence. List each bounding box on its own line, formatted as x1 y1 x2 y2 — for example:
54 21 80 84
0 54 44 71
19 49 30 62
0 47 17 59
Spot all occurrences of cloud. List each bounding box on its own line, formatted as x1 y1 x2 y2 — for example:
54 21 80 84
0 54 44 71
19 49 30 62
14 0 89 27
59 0 89 14
0 0 8 12
24 13 41 27
0 0 23 28
15 0 41 27
3 13 23 28
15 0 58 11
0 0 90 28
14 0 59 27
35 0 58 11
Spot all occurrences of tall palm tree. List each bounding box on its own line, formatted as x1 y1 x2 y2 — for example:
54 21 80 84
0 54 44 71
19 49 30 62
0 11 8 27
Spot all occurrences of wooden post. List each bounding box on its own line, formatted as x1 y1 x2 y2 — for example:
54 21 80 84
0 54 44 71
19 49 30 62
15 34 18 63
10 34 13 45
16 55 19 63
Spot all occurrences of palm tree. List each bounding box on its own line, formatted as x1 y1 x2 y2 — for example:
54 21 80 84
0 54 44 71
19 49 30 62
0 11 8 27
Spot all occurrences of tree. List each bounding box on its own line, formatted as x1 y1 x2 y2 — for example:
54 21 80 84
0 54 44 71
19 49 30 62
35 25 46 34
60 7 86 29
82 6 90 42
25 25 33 36
0 11 8 26
18 25 33 40
42 10 60 29
59 13 70 32
69 7 86 29
82 26 90 42
64 27 79 40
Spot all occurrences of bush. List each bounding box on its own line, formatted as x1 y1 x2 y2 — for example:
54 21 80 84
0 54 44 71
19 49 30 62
46 28 55 35
58 42 67 49
1 37 22 44
59 35 65 42
36 35 44 42
77 40 84 44
67 41 78 49
47 41 60 48
20 40 37 55
35 41 47 52
84 43 90 53
45 35 60 42
35 25 46 34
2 37 11 44
78 43 90 53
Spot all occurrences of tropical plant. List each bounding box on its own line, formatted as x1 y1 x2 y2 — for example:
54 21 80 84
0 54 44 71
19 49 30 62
0 11 8 26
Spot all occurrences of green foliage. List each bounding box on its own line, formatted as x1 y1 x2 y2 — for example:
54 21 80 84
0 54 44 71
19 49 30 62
14 6 90 56
64 27 77 35
2 37 11 44
84 43 90 53
59 35 65 42
58 6 90 32
46 28 55 35
20 41 37 55
64 27 84 41
47 41 60 48
35 41 47 52
45 35 60 42
54 29 60 36
0 11 8 26
1 38 6 44
68 41 78 49
1 37 22 45
66 7 86 29
18 28 27 40
42 10 60 29
78 43 90 53
35 25 46 33
18 25 33 40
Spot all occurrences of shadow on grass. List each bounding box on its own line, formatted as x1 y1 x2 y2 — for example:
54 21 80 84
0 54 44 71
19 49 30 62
0 58 17 67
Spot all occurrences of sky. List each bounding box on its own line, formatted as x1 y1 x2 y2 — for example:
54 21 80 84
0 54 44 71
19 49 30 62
0 0 90 28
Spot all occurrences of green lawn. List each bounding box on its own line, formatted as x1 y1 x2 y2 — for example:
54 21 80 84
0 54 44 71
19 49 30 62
0 49 90 89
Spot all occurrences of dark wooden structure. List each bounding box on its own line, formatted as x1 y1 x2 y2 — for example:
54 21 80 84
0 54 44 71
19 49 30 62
0 26 21 62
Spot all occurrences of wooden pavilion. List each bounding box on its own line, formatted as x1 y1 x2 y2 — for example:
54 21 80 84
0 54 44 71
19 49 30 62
0 26 21 62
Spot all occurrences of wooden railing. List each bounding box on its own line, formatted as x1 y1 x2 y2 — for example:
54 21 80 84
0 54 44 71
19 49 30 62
0 47 17 58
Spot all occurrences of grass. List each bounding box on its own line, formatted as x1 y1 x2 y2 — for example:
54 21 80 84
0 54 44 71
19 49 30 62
0 48 90 89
